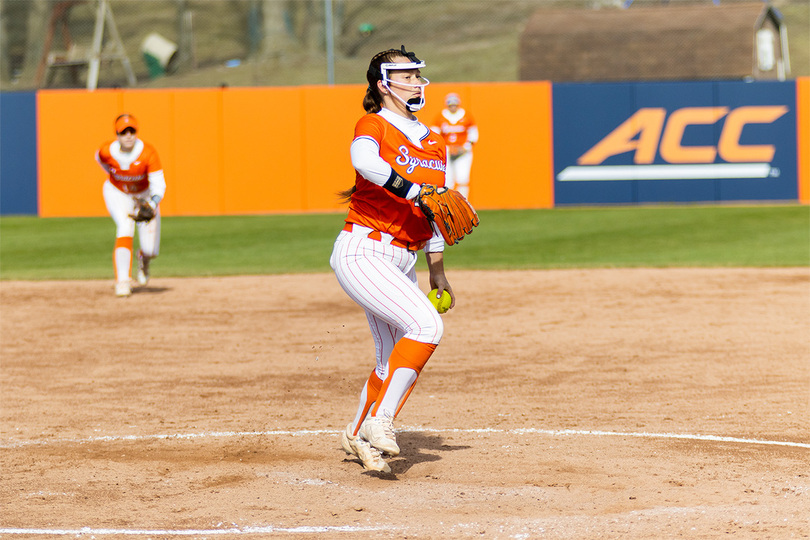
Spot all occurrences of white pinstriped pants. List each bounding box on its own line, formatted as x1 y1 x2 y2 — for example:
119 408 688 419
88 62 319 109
330 229 443 381
446 151 473 198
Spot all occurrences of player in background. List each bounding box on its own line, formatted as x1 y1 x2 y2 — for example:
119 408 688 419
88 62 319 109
331 46 452 473
430 92 478 199
96 114 166 297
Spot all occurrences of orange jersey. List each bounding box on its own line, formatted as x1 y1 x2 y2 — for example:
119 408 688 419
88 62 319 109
347 113 446 245
432 108 477 154
96 139 162 195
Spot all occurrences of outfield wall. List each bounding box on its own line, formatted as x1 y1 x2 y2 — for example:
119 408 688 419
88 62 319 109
0 92 38 216
0 78 807 217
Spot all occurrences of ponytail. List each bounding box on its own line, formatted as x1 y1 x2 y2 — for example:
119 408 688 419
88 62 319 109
363 48 402 113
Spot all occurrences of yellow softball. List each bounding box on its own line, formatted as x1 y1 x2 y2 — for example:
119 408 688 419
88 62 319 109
428 288 452 314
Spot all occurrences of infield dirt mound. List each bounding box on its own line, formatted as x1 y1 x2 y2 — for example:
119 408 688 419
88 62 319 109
1 268 808 538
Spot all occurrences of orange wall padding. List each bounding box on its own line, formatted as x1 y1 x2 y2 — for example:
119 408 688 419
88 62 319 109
797 77 810 205
37 82 554 217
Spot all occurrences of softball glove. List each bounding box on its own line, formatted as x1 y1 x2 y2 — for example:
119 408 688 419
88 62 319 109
417 184 480 245
130 198 156 222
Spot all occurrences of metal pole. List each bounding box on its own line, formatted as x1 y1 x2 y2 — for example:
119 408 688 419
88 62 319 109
104 1 137 86
779 25 791 80
87 0 107 90
325 0 334 85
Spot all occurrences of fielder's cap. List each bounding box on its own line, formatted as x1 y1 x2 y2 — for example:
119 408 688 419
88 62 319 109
445 93 461 106
115 114 138 134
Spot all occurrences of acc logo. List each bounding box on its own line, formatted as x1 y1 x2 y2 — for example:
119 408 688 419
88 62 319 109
557 106 788 181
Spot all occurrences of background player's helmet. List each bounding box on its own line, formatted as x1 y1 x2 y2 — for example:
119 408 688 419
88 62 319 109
445 93 461 106
368 45 429 112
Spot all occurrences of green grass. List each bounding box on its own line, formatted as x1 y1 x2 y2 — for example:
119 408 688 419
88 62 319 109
456 206 810 269
1 206 808 281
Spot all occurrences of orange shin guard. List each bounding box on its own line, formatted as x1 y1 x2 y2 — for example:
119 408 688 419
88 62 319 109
352 370 383 436
113 236 133 282
372 338 437 417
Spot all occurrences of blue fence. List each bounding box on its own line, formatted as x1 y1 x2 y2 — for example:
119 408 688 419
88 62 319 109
552 80 798 205
0 92 38 216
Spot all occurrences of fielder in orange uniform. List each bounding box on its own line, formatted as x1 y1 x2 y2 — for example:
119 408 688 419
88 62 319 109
96 114 166 297
331 46 451 473
430 92 478 199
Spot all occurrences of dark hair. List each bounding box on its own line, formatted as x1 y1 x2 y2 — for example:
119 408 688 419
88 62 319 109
362 48 403 114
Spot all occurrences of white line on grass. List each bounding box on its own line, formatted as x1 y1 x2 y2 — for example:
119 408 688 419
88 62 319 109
1 427 807 449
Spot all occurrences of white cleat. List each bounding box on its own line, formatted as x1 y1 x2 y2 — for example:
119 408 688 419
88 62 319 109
341 424 391 473
136 252 150 286
115 282 132 297
359 412 400 456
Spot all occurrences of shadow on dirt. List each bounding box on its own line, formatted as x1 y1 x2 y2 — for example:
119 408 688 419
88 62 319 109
133 286 171 295
390 431 471 475
348 431 471 479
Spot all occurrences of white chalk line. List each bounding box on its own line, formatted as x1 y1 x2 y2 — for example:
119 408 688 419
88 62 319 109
0 525 391 536
1 427 807 449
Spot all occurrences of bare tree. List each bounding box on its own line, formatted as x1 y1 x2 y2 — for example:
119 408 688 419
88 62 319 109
0 0 9 86
16 0 50 88
260 0 294 59
173 0 194 71
301 0 324 54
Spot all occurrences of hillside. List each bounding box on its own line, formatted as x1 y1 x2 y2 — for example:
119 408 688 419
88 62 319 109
4 0 807 91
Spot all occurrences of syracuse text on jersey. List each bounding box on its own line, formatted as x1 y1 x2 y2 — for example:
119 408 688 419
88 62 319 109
110 170 148 192
396 145 446 175
557 105 788 181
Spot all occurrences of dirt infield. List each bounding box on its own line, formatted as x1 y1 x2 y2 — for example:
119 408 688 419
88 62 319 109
1 268 808 539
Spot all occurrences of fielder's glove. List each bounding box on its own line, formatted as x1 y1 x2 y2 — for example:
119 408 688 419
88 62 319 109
417 184 480 245
130 198 156 222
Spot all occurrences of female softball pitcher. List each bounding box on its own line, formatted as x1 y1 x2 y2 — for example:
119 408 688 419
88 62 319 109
96 114 166 297
330 46 455 473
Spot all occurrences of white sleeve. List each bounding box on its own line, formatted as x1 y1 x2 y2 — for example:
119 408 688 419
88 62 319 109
351 136 392 186
148 169 167 201
467 125 479 145
424 222 445 253
95 151 111 173
351 136 421 200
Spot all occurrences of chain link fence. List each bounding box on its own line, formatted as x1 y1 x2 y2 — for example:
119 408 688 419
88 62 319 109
1 0 807 91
